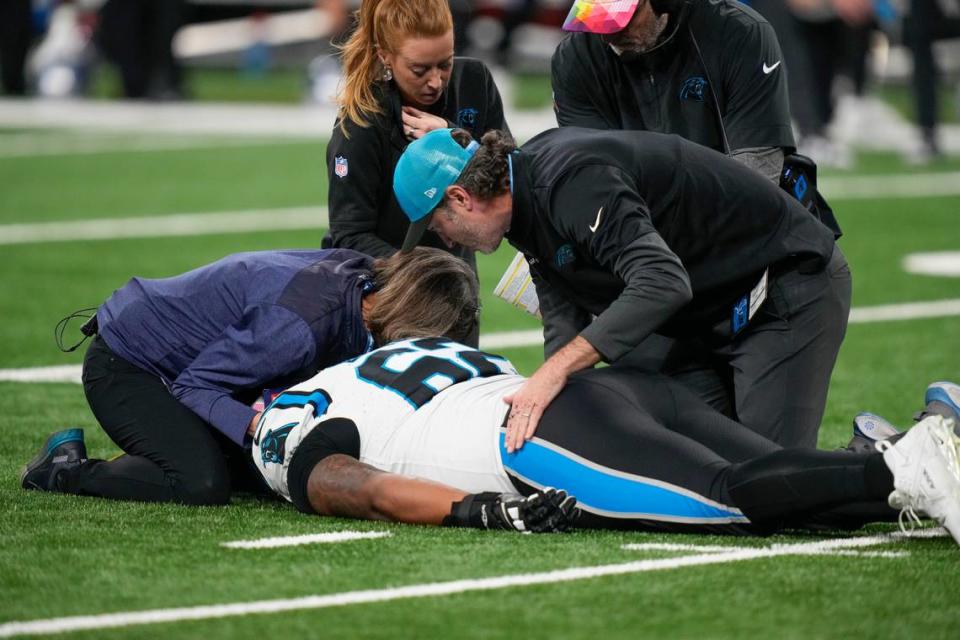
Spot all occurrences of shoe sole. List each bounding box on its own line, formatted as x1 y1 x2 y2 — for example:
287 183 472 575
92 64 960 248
925 382 960 415
19 428 84 490
852 412 900 441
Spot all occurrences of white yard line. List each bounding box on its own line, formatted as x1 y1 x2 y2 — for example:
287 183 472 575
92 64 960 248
1 158 959 246
620 542 908 558
819 171 960 199
0 99 335 139
0 529 945 638
621 543 743 553
222 531 390 549
0 365 83 384
848 298 960 323
0 133 317 158
479 329 544 350
903 251 960 278
0 208 327 245
3 297 960 385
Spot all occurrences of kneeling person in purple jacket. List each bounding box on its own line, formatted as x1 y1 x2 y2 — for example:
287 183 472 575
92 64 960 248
21 247 478 505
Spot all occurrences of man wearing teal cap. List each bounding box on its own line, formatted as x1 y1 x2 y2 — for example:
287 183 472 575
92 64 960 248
396 131 481 252
393 126 849 458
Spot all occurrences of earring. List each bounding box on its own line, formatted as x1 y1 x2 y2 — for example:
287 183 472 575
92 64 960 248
382 66 393 82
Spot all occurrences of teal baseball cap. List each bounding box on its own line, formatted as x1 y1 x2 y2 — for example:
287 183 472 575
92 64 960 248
394 128 479 252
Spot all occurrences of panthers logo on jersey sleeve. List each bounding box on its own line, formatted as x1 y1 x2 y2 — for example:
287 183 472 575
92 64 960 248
252 388 333 499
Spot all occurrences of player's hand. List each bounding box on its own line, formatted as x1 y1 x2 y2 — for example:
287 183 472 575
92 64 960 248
443 489 579 533
401 106 449 140
503 367 567 453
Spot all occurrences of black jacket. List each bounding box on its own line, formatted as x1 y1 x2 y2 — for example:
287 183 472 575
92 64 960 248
323 57 509 270
506 128 836 361
551 0 794 154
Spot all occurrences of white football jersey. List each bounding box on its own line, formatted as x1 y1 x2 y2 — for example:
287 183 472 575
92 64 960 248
253 337 524 501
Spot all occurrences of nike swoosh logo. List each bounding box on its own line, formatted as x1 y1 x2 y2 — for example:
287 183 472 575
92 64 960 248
762 61 781 74
588 206 604 233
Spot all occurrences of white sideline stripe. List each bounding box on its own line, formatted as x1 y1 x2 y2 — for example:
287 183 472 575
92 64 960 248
221 531 390 549
2 165 958 244
479 329 544 350
621 543 743 553
0 208 328 245
0 366 82 384
3 297 960 385
819 171 960 200
0 134 317 158
826 550 909 558
903 251 960 278
620 542 909 558
848 298 960 323
0 529 946 638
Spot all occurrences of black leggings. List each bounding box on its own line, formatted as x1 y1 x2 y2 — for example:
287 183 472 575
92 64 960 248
504 367 896 535
61 336 265 505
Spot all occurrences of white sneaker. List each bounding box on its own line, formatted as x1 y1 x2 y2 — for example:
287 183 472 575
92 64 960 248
878 415 960 545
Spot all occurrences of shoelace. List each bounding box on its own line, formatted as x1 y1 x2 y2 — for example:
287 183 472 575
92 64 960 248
897 504 923 535
874 439 923 536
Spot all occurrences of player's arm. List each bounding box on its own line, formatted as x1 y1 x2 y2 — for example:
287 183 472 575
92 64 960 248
304 454 464 524
287 418 578 531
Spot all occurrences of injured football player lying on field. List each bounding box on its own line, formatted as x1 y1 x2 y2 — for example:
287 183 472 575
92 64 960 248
252 338 960 542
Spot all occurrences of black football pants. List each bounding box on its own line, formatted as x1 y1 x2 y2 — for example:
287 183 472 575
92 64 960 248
60 336 265 505
504 367 896 535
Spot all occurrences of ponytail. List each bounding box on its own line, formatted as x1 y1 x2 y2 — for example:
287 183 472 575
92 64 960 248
337 0 453 136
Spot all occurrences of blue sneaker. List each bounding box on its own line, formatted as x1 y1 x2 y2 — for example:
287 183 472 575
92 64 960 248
924 382 960 426
846 412 901 454
20 429 87 492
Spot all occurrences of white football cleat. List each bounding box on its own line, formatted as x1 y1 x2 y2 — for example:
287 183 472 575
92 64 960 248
877 415 960 545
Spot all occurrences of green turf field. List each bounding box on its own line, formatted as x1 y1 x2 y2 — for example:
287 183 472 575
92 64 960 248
1 128 959 639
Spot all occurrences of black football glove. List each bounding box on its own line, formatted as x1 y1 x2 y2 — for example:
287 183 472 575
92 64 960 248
442 488 579 533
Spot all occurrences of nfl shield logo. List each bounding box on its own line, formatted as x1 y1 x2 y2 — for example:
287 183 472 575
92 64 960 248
334 156 349 178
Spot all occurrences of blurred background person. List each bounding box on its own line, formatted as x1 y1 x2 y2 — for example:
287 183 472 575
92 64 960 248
904 0 960 161
321 0 510 347
751 0 876 167
0 0 33 95
495 0 540 66
95 0 186 99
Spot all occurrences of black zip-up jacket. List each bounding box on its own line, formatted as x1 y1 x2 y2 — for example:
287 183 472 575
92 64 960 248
506 128 836 361
552 0 794 154
323 57 509 271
